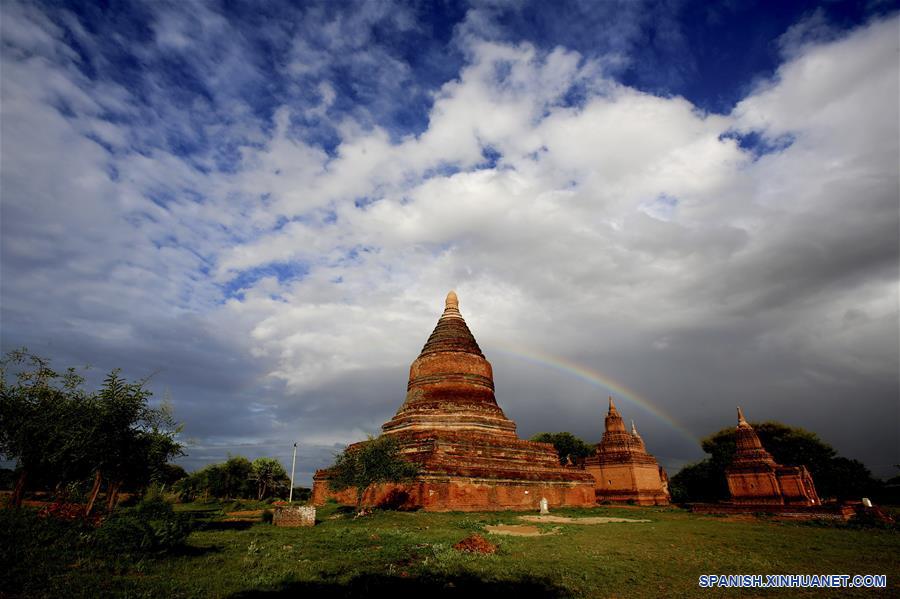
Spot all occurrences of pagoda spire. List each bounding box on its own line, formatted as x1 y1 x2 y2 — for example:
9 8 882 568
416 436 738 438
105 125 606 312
443 290 462 319
731 406 776 467
630 419 647 452
608 396 620 416
417 291 483 357
604 396 626 433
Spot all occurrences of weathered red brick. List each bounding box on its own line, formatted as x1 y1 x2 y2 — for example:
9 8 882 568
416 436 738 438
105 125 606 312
725 407 820 506
313 291 596 511
583 397 671 505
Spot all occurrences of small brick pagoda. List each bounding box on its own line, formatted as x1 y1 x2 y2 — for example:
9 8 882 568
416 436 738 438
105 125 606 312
583 397 670 505
726 407 820 505
312 291 596 511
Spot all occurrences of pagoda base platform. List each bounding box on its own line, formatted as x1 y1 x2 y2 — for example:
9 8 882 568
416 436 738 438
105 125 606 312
595 489 670 506
584 457 670 506
689 502 855 520
313 430 597 511
312 474 596 511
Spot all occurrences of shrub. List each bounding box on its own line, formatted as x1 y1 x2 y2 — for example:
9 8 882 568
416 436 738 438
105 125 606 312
94 511 156 553
94 495 191 554
0 508 89 594
134 493 175 520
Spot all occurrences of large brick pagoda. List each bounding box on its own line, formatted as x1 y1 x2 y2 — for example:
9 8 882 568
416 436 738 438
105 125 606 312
726 407 820 505
583 397 670 505
312 291 596 511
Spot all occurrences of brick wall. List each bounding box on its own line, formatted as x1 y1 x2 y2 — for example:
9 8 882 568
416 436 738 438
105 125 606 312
273 505 316 527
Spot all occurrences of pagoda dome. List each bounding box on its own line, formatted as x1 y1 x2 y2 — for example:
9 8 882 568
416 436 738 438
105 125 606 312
382 291 516 437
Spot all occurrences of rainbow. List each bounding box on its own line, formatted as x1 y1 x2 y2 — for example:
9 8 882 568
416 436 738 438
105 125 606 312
487 344 697 443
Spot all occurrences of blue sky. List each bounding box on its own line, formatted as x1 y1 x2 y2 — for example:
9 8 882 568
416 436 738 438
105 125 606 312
1 0 898 484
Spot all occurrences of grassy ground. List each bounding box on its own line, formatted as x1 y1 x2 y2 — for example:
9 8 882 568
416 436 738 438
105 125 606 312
10 502 900 598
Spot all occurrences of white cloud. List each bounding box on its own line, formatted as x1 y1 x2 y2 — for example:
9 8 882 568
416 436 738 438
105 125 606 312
1 3 897 476
217 14 898 427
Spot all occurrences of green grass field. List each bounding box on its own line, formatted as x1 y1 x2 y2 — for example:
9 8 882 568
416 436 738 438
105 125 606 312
8 502 899 598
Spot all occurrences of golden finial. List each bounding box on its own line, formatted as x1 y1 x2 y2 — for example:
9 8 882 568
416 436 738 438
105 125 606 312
441 290 462 319
445 290 458 309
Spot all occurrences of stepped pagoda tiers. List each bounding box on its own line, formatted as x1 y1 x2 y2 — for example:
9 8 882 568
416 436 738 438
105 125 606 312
726 407 820 505
583 397 670 505
312 291 596 511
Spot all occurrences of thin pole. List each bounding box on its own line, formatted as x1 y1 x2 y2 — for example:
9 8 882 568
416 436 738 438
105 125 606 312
289 442 297 503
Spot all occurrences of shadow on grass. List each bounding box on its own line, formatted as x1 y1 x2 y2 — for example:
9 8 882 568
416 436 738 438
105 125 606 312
168 543 224 558
229 573 569 598
196 520 255 531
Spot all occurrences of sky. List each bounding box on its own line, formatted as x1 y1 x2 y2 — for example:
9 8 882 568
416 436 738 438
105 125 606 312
1 0 898 485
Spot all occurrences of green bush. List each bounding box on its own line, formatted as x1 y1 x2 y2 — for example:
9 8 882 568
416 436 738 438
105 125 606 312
0 508 89 594
95 496 191 554
94 512 156 553
134 494 175 519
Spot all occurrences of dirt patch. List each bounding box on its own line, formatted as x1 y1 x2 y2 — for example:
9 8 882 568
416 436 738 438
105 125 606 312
518 515 651 524
484 524 556 537
453 534 497 553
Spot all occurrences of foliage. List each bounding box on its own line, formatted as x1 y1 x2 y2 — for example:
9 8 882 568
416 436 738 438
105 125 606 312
671 421 883 502
251 457 290 500
0 497 191 596
291 486 312 502
0 349 94 498
94 495 191 554
0 349 183 508
89 370 184 501
327 435 420 510
530 432 595 464
0 508 89 595
0 467 14 490
669 459 728 503
157 463 188 487
174 455 291 501
219 456 255 498
877 466 900 505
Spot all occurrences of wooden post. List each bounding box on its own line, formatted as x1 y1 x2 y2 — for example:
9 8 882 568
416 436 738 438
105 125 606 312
11 470 27 508
85 470 102 516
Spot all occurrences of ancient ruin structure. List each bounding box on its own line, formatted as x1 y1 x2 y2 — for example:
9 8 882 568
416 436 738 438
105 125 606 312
583 397 670 505
726 407 820 505
312 291 596 511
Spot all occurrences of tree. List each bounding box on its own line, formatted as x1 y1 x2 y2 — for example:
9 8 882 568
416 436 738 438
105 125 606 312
250 458 289 500
670 421 882 502
173 456 291 501
157 463 188 488
327 435 420 512
0 350 92 507
84 370 183 514
173 468 209 502
0 349 183 511
221 456 254 499
531 432 595 465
